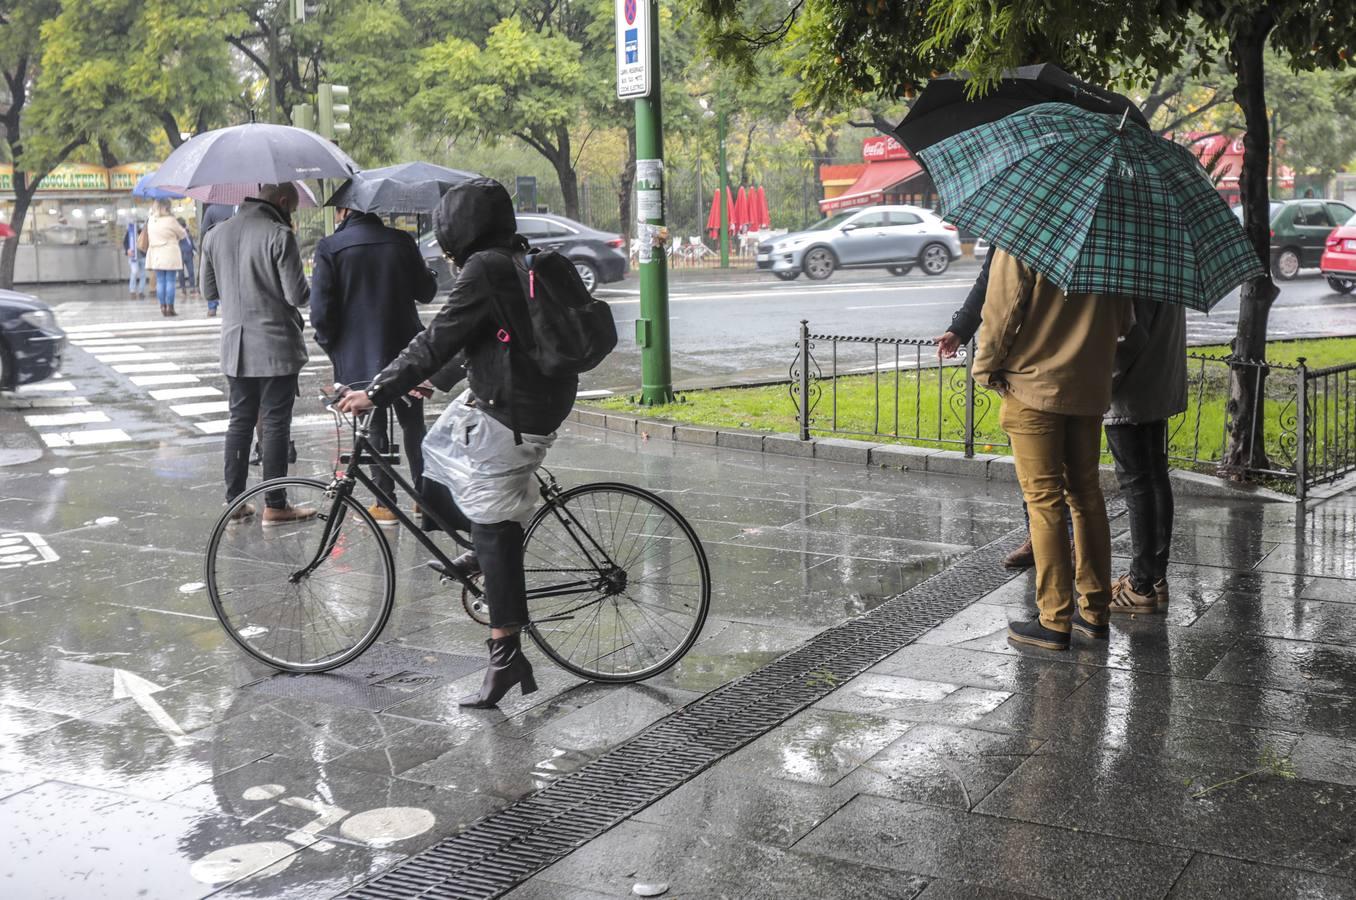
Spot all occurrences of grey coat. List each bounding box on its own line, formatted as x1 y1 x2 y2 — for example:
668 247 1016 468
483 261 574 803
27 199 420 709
1106 298 1187 426
200 200 310 378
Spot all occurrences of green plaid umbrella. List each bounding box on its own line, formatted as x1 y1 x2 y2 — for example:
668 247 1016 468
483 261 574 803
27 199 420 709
917 102 1264 311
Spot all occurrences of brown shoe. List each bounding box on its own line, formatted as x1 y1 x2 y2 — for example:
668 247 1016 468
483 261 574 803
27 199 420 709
1154 578 1170 609
1109 574 1158 615
368 504 399 527
262 504 318 527
226 502 256 522
1004 538 1035 569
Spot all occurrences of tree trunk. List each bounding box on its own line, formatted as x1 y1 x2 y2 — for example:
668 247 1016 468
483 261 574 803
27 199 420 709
0 182 37 290
619 125 637 245
738 122 757 187
1224 12 1281 476
554 126 581 221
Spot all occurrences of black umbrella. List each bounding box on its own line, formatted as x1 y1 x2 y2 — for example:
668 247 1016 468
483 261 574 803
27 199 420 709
889 64 1149 158
325 162 481 214
147 123 357 189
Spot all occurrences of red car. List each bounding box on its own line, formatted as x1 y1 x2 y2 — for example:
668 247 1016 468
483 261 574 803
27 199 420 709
1321 224 1356 294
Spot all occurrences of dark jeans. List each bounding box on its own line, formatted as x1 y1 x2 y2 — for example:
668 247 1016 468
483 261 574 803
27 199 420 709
370 398 426 509
1105 420 1173 592
225 374 299 508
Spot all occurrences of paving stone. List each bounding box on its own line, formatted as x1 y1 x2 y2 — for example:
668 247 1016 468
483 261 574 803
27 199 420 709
574 408 607 428
764 433 816 457
603 414 637 434
635 419 676 441
976 750 1356 878
723 708 911 786
926 449 995 477
1165 853 1356 899
1207 635 1356 696
1290 732 1356 787
837 723 1044 810
813 673 1012 728
673 425 720 445
916 882 1045 900
531 819 930 900
328 721 474 778
870 444 939 470
1192 594 1356 646
1299 576 1356 603
814 437 878 464
635 762 852 847
797 794 1189 900
873 644 1097 698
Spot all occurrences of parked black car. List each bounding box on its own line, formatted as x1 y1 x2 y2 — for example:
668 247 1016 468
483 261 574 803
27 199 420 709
1233 199 1356 280
422 212 628 294
0 290 65 391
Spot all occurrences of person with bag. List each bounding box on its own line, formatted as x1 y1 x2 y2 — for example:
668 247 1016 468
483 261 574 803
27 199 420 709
125 216 148 299
337 178 616 709
145 199 189 316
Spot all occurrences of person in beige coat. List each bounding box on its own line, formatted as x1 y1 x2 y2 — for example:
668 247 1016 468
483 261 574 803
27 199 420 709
145 199 189 316
973 249 1133 652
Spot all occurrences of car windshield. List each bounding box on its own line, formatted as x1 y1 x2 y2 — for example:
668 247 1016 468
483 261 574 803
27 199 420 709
806 211 857 232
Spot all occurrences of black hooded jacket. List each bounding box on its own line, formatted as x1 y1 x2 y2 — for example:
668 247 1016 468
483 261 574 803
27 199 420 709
368 178 577 435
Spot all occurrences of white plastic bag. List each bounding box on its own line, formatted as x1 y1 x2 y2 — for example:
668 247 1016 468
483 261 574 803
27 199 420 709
421 390 554 525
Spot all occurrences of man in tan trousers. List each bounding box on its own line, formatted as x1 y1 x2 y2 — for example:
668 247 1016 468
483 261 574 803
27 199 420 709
973 249 1133 651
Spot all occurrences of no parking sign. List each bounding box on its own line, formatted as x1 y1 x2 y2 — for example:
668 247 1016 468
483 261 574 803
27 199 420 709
615 0 651 98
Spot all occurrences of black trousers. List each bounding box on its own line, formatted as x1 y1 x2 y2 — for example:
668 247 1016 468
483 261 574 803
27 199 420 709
370 398 426 509
225 374 298 508
418 477 529 630
1105 420 1173 591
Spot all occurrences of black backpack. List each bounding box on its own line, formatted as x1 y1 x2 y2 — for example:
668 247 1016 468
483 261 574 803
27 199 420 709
491 248 618 377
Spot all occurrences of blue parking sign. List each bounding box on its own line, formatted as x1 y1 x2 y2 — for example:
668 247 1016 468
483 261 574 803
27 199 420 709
625 28 638 64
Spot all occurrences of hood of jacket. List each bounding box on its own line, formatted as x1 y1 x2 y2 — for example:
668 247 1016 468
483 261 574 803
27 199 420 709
435 178 518 266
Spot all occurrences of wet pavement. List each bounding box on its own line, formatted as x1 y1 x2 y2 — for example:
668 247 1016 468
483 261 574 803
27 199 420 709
3 295 1356 897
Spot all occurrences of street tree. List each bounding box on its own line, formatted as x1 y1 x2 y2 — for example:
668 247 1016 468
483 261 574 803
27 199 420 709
697 0 1356 476
0 1 87 289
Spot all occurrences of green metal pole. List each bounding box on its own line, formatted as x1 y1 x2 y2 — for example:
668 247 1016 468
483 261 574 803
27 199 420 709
717 109 729 268
634 0 673 406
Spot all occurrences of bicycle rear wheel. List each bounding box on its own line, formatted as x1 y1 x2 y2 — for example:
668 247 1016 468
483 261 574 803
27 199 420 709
523 483 710 683
206 478 395 673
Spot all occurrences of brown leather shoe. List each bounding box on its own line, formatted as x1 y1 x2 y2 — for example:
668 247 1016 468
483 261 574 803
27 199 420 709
1109 574 1158 615
1003 538 1035 569
226 502 256 522
261 504 318 527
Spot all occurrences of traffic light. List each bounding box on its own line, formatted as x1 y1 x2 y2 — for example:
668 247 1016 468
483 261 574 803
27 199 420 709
292 0 321 20
290 103 315 131
317 83 350 143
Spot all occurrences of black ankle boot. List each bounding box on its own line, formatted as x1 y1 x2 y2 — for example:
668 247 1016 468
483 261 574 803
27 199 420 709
459 632 537 708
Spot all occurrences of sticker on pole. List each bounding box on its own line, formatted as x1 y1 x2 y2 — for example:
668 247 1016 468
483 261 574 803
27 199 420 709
616 0 651 99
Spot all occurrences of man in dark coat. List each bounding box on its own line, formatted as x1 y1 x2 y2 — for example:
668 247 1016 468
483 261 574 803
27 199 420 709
310 207 438 525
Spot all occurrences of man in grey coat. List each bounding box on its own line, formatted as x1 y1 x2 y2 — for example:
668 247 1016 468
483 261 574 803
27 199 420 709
1104 299 1187 614
200 183 314 524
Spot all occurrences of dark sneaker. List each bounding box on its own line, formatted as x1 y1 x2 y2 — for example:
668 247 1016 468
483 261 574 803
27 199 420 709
427 550 481 582
1071 607 1109 640
1007 618 1070 651
1004 538 1035 569
1110 574 1158 615
1154 578 1170 609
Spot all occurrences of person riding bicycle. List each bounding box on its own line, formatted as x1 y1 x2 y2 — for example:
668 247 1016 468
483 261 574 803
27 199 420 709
337 178 578 709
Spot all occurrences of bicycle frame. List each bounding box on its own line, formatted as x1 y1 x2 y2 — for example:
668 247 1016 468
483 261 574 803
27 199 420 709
318 399 626 612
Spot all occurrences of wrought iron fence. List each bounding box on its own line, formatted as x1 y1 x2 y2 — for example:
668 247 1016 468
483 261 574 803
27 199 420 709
791 321 1356 501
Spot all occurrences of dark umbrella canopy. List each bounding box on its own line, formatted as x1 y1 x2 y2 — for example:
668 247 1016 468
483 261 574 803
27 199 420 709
146 123 357 190
325 162 481 214
891 64 1149 159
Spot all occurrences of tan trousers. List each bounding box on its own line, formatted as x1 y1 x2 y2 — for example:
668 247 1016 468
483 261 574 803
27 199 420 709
1000 395 1112 631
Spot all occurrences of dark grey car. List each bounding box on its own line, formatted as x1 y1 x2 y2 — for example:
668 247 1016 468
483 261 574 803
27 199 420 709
422 212 628 294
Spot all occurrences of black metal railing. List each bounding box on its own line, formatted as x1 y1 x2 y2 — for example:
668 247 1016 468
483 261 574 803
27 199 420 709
791 321 1356 501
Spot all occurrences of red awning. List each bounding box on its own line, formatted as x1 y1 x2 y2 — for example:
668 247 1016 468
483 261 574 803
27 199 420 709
820 159 923 212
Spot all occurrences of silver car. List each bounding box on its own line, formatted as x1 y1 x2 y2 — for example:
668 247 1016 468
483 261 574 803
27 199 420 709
756 205 963 281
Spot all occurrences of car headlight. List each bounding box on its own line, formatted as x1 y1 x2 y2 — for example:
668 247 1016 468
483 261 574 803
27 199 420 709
19 308 56 331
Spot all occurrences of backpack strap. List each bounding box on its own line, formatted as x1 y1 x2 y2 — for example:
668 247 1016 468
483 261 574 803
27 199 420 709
479 248 528 445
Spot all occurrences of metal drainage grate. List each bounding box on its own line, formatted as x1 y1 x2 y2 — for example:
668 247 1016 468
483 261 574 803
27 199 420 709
346 526 1029 900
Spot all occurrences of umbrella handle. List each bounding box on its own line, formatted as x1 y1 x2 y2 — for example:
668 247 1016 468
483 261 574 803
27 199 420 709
1116 107 1129 133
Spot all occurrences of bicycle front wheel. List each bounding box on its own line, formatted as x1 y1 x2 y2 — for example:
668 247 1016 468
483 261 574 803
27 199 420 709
523 483 710 683
206 478 395 673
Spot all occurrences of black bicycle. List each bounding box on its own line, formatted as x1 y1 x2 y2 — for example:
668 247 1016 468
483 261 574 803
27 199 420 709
205 392 710 682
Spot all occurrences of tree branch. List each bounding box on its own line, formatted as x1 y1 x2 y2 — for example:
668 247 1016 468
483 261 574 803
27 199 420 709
226 35 272 79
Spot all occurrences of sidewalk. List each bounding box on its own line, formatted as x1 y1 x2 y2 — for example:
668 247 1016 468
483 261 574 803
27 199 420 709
3 409 1354 897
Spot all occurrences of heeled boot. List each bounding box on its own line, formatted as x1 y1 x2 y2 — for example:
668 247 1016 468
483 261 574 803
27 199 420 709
459 631 537 708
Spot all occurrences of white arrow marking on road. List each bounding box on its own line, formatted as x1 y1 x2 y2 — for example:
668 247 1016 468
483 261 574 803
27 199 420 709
113 668 190 746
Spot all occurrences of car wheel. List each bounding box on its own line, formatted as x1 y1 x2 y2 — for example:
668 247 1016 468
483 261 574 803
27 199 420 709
803 247 835 281
887 265 912 276
1327 276 1356 295
919 243 951 276
1274 248 1301 280
774 271 800 281
573 261 599 294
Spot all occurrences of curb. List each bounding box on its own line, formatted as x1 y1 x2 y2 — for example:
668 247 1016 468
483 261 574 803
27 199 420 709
573 407 1293 504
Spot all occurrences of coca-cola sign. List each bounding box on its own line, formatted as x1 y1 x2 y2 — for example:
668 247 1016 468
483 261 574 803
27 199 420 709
862 136 912 162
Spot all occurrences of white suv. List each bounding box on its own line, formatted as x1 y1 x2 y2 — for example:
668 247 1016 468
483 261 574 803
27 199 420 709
755 205 963 281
